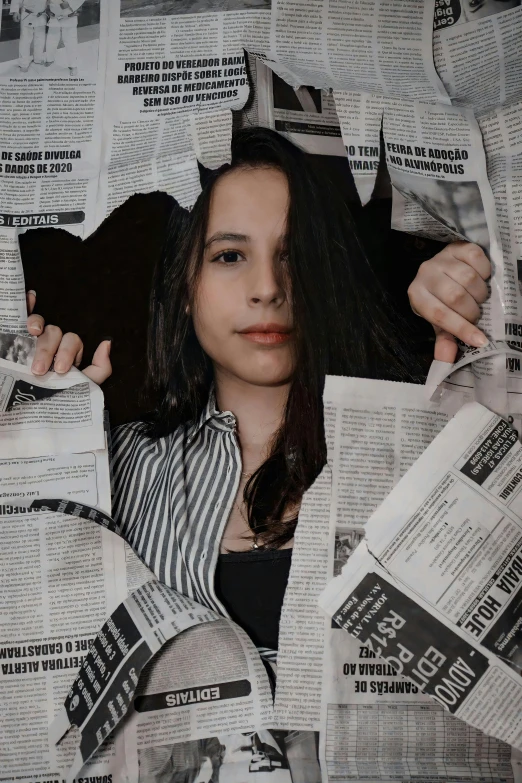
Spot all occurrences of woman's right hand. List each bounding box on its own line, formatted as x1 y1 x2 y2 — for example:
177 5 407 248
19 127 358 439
26 291 112 385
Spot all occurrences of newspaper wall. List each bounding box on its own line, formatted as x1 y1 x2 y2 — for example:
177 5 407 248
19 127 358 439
4 0 522 780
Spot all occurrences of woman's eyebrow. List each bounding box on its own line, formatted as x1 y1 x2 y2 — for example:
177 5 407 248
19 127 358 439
204 232 250 249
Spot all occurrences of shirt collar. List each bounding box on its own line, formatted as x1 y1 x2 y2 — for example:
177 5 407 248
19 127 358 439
188 386 237 441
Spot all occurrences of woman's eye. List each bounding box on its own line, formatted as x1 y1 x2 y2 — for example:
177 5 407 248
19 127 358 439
216 251 242 264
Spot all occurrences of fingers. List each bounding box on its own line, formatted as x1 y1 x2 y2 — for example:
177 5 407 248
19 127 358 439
418 269 482 324
27 313 45 336
26 290 45 336
408 242 490 351
26 290 36 316
83 340 112 386
54 332 84 374
446 241 491 281
434 328 458 364
31 325 63 375
417 290 488 350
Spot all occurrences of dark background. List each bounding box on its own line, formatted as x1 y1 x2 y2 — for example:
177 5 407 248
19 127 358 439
20 114 442 427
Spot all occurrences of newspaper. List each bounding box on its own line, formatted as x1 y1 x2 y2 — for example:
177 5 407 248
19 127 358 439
274 375 522 780
0 1 264 236
433 2 522 115
254 58 345 157
0 399 127 780
333 91 384 205
0 356 104 458
0 0 267 361
320 397 522 753
423 95 522 417
248 0 448 104
51 578 274 781
381 97 517 415
383 99 503 339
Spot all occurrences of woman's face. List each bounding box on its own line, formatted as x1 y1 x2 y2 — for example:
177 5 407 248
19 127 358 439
192 166 295 388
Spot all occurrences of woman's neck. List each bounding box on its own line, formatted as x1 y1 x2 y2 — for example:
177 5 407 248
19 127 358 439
214 370 290 471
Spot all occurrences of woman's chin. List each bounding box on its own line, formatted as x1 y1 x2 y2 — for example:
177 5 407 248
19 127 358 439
230 361 294 388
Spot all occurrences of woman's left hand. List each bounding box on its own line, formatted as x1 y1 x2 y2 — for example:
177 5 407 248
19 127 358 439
408 241 491 364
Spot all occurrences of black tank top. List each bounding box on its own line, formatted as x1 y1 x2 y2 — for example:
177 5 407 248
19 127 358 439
214 548 293 652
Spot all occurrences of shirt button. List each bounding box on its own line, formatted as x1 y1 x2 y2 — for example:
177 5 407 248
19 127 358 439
224 416 234 425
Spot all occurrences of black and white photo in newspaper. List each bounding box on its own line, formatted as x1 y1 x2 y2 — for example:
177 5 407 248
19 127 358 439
254 58 345 157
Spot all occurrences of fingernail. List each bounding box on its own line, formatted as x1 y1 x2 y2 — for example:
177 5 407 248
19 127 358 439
101 336 112 343
54 361 66 373
32 360 45 374
27 289 36 297
29 323 42 334
471 333 488 348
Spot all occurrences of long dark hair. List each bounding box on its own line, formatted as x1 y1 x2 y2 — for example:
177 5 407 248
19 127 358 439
147 127 417 548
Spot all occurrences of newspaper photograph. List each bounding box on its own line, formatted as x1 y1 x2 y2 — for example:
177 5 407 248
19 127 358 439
320 400 522 751
255 58 345 157
434 0 521 30
0 0 101 79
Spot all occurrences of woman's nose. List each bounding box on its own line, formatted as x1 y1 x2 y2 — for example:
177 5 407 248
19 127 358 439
248 257 286 306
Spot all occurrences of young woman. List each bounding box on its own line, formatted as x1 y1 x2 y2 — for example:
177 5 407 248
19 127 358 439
26 128 491 661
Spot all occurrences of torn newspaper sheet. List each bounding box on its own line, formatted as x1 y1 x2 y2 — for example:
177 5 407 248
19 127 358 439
433 2 522 114
0 357 104 458
383 99 504 341
251 0 448 103
320 399 522 751
333 91 384 205
51 581 274 781
382 97 516 415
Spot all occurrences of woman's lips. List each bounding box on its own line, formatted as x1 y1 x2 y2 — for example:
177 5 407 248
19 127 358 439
238 324 292 345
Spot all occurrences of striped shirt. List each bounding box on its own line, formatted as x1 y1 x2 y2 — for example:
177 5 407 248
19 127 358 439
111 392 277 662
